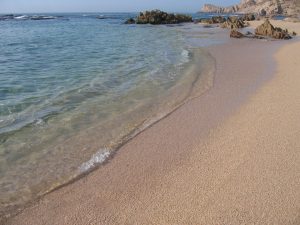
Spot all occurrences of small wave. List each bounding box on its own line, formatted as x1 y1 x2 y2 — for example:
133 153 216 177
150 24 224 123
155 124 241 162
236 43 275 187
30 15 57 20
181 49 190 62
78 149 110 173
34 118 46 126
14 15 29 20
176 49 190 67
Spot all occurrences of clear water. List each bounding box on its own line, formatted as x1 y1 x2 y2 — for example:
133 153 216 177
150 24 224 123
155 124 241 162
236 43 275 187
0 13 220 216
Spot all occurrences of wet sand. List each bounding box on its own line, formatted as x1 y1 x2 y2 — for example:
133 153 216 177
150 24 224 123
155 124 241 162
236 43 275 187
5 21 300 225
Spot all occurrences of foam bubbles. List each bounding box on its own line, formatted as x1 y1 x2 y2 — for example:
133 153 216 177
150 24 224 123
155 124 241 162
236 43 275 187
78 149 110 173
180 49 190 64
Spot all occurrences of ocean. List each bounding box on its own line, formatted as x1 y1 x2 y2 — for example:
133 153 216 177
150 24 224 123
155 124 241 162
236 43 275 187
0 12 225 216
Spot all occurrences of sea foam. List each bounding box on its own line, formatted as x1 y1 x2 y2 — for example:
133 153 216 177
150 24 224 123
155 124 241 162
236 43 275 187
78 149 111 173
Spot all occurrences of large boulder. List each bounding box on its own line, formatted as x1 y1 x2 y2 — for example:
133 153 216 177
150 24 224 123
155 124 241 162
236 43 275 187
136 10 192 25
255 19 292 39
220 16 246 29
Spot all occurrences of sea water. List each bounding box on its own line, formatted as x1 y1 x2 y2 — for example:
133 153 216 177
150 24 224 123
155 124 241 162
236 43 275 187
0 12 222 216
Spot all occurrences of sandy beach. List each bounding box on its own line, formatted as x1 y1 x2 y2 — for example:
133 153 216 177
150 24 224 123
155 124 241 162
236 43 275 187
5 20 300 225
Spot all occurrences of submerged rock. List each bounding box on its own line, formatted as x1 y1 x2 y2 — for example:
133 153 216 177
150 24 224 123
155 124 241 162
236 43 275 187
255 19 291 39
136 10 192 25
125 18 136 24
0 14 14 20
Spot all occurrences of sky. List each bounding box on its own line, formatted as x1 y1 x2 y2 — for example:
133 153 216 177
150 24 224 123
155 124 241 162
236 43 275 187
0 0 239 14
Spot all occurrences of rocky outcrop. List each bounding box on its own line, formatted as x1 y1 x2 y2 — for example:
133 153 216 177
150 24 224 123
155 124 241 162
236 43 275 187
255 19 292 39
135 10 192 25
229 20 295 39
201 4 239 13
198 15 247 29
200 0 300 17
220 16 246 29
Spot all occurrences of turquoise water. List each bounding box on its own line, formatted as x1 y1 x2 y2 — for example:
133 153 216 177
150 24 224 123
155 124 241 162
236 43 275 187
0 13 220 216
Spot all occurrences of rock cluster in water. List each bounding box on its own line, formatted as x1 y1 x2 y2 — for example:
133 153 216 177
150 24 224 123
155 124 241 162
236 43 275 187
125 10 193 25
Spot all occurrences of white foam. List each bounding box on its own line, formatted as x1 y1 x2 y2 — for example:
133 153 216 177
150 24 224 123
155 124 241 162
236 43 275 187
181 49 190 62
35 118 45 125
14 15 29 20
78 149 110 173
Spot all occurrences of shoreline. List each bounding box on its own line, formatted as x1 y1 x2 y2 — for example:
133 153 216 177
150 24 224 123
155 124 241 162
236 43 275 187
5 21 300 224
0 44 217 219
0 21 217 217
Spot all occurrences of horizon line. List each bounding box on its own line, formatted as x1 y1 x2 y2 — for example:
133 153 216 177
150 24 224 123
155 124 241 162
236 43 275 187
0 9 201 15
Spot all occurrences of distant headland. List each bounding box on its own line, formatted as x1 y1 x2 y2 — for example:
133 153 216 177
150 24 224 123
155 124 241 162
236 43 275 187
200 0 300 17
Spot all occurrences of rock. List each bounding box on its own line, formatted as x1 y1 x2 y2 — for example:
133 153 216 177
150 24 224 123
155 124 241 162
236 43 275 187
230 29 245 38
255 19 292 39
242 13 256 21
259 9 267 17
211 16 226 23
200 4 238 13
125 18 135 24
220 16 246 29
200 0 300 17
197 18 211 24
198 16 226 24
136 10 192 25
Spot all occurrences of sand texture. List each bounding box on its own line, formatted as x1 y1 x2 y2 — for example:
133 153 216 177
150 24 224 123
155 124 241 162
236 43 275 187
4 21 300 225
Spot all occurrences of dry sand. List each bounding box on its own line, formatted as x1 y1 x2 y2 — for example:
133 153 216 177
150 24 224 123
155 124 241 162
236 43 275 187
5 21 300 225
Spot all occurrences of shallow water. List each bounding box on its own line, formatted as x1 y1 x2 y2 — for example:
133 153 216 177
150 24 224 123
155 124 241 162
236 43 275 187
0 12 225 216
